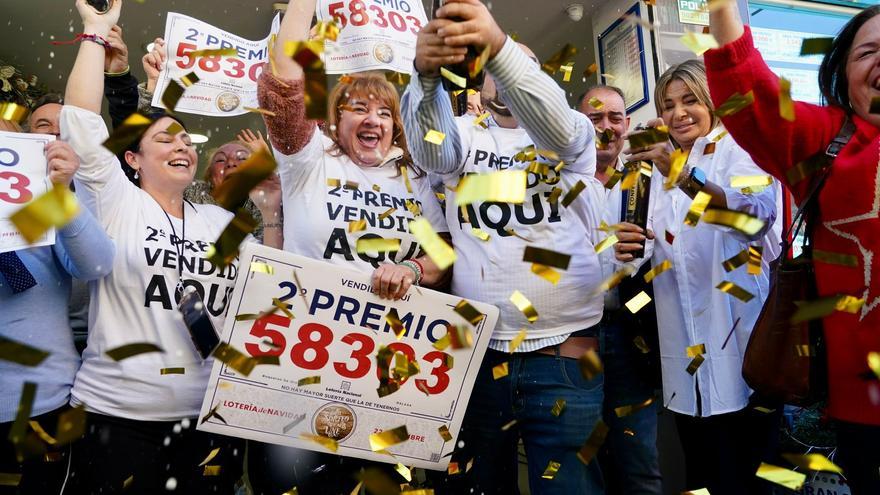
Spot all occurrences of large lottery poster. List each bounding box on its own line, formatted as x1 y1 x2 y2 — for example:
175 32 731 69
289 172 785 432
0 131 55 253
317 0 428 74
151 12 280 117
198 243 498 470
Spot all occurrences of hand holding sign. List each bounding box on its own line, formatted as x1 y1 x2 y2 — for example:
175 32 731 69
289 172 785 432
143 38 166 94
45 141 80 187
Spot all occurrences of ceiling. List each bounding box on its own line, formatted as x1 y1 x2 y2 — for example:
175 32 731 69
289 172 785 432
2 0 600 164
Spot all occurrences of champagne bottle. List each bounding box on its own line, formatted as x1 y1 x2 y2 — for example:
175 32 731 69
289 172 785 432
623 125 654 259
434 0 487 91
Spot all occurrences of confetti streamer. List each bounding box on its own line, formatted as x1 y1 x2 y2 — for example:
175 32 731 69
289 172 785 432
716 281 755 302
10 183 80 243
160 367 185 375
576 420 609 465
781 453 843 474
614 397 654 418
471 228 490 241
106 342 164 361
0 337 49 366
541 461 561 479
424 130 446 145
356 237 401 253
799 37 833 56
778 77 795 122
492 362 509 379
440 67 467 89
369 425 409 451
562 180 586 207
509 329 527 353
300 433 338 452
409 218 456 269
455 170 527 206
627 126 669 148
684 191 712 226
791 294 864 323
579 349 603 380
161 72 200 111
0 102 29 123
523 246 571 270
189 48 237 58
531 263 561 285
297 376 321 386
212 148 278 211
473 111 491 127
813 249 858 267
198 448 221 467
680 32 719 56
683 490 711 495
702 208 766 236
594 234 619 254
714 90 755 117
643 260 672 283
541 43 577 75
453 300 485 325
664 149 689 190
250 262 274 275
686 354 705 375
206 208 257 269
212 342 278 377
510 290 538 323
747 246 762 275
686 343 706 357
551 399 566 417
722 249 750 272
755 462 806 491
730 175 772 188
624 291 652 313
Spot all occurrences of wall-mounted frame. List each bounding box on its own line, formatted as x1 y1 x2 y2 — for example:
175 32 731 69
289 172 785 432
597 3 650 113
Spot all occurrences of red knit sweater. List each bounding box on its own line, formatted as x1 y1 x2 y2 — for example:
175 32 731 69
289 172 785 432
705 27 880 425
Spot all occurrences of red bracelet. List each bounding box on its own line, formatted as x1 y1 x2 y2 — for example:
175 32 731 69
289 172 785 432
51 33 111 50
412 258 425 277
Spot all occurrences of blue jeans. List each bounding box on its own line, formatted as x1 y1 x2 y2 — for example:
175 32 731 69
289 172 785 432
599 317 663 494
437 346 605 494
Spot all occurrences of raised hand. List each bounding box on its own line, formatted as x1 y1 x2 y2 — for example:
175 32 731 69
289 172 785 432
435 0 507 58
142 37 166 93
237 129 271 155
414 19 467 77
105 25 130 73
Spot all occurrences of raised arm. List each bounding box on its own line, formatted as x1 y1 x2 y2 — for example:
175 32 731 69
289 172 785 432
65 0 121 114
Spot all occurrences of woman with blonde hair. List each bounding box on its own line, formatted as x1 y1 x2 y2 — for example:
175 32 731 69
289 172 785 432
615 59 783 494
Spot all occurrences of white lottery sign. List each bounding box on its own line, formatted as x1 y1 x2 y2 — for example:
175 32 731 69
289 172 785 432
152 12 280 117
317 0 428 74
198 243 498 470
0 131 55 253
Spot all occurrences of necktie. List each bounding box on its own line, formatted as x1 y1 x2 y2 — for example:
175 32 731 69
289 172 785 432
0 251 38 294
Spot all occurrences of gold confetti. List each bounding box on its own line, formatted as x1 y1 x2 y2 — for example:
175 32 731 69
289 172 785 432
300 433 338 452
285 41 327 119
596 128 616 151
686 343 706 357
614 397 654 418
401 490 433 495
369 425 409 451
206 208 257 269
541 461 561 479
297 376 321 386
716 281 755 302
684 191 712 226
454 300 485 325
722 249 750 272
579 349 603 380
202 465 221 476
868 352 880 379
10 183 80 243
813 249 858 267
424 130 446 145
492 362 509 379
469 44 491 78
509 329 527 353
680 32 719 56
471 228 490 241
683 490 711 495
455 170 527 206
101 113 154 154
250 262 274 275
587 97 604 110
313 20 340 41
447 324 474 349
755 462 806 491
619 170 640 191
561 180 586 207
551 399 566 417
560 63 573 82
541 43 577 75
714 90 755 117
54 405 85 445
730 175 772 188
243 106 277 117
394 463 412 482
348 219 367 233
778 77 795 122
576 420 609 465
583 62 598 78
509 290 538 323
385 307 407 339
799 37 833 56
106 342 164 361
189 48 237 58
200 404 227 425
643 260 672 283
160 367 185 375
438 425 453 442
791 294 865 323
440 67 467 88
212 342 278 377
781 453 843 474
8 382 36 449
212 148 277 211
0 337 49 367
747 246 762 275
409 218 456 270
686 354 705 375
501 419 518 431
594 234 618 254
664 149 689 190
627 126 669 148
624 291 652 313
0 102 29 123
384 71 410 87
160 72 200 111
633 335 651 354
474 111 491 127
198 447 220 467
523 246 571 270
530 263 561 285
356 237 400 253
702 209 766 236
591 265 636 295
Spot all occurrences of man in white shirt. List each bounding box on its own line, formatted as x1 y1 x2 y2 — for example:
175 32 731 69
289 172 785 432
402 0 605 492
578 86 662 494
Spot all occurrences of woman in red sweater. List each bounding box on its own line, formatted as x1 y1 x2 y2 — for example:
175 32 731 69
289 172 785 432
705 4 880 493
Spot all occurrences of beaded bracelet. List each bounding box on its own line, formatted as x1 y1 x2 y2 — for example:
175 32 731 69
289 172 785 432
398 260 422 285
51 33 111 51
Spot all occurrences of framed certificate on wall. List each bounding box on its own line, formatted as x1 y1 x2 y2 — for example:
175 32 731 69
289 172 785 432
598 3 650 113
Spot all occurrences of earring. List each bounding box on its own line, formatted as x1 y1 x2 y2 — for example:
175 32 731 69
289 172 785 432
134 170 139 179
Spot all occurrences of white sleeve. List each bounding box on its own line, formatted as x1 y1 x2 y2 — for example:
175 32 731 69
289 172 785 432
61 105 138 228
413 172 448 234
273 125 325 201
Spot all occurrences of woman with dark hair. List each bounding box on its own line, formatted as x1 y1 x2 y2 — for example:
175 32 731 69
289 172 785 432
706 3 880 493
56 1 272 491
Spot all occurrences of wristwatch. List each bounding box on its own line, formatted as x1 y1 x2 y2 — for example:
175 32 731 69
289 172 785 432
678 166 707 198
